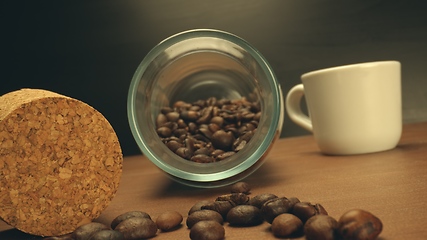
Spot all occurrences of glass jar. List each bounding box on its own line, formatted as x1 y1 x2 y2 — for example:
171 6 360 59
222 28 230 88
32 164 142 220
127 29 283 188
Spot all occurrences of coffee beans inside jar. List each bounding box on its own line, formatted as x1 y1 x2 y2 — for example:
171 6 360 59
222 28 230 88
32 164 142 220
156 97 261 163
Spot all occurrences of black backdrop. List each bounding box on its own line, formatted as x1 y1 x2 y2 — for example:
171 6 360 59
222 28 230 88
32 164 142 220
2 0 427 156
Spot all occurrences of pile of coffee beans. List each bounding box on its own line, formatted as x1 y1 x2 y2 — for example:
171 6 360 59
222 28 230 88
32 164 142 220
184 181 383 240
45 210 184 240
47 181 382 240
156 97 261 163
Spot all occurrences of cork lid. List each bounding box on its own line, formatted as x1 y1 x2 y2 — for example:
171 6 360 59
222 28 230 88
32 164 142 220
0 89 123 236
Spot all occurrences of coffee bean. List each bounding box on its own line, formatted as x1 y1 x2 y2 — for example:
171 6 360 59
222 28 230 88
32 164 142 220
232 139 247 151
287 197 301 209
210 116 224 126
72 222 110 240
261 197 293 223
89 230 124 240
208 123 221 133
166 140 182 152
338 209 383 240
180 110 199 121
211 130 234 150
194 147 211 156
216 151 235 160
156 211 183 231
186 209 224 229
156 126 172 138
230 181 251 194
249 193 278 209
114 217 157 240
226 205 263 226
173 128 188 138
175 147 192 160
111 211 151 229
189 220 225 240
156 113 168 127
215 193 249 205
191 154 215 163
292 202 328 223
166 111 180 122
271 213 303 238
304 215 339 240
197 106 213 124
201 200 235 218
188 200 215 215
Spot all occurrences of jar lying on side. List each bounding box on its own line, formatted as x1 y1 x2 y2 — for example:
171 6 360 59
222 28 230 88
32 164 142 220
127 29 284 188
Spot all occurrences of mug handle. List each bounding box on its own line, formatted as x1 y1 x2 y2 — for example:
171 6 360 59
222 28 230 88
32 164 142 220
285 84 313 132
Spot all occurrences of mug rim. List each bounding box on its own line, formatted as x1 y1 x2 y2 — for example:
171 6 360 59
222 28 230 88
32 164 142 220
301 60 401 80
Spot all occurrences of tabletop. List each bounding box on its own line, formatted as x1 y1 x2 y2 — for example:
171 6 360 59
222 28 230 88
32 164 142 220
1 122 426 239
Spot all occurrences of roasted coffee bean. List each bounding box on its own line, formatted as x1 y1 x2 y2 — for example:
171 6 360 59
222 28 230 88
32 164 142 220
186 209 224 229
201 200 235 218
216 193 249 205
304 215 339 240
111 211 151 229
261 197 293 223
271 213 303 238
186 122 196 134
175 147 193 159
232 139 247 151
210 116 224 126
197 106 213 124
157 126 172 138
287 197 301 209
292 202 328 222
89 230 124 240
191 154 215 163
181 110 199 121
174 128 188 138
210 149 225 158
338 209 383 240
156 113 168 127
160 106 173 114
211 130 234 150
156 211 183 231
194 147 211 156
239 130 254 142
198 126 213 139
226 205 263 226
166 111 180 122
173 100 191 108
208 123 221 133
114 217 157 240
216 151 235 160
188 200 215 215
189 220 225 240
230 181 251 194
166 140 182 152
249 193 278 209
72 222 110 240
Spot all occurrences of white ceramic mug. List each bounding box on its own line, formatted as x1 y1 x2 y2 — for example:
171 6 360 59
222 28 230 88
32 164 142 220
286 61 402 155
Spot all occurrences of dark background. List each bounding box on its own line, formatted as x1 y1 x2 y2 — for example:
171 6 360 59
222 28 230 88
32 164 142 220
2 0 427 156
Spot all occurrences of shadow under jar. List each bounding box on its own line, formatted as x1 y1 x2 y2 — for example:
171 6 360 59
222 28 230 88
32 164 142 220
128 29 283 188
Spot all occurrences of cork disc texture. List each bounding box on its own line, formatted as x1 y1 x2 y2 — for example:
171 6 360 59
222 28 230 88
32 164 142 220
0 89 123 236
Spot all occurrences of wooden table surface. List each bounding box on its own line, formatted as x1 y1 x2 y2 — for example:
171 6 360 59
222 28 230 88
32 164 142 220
1 122 426 239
